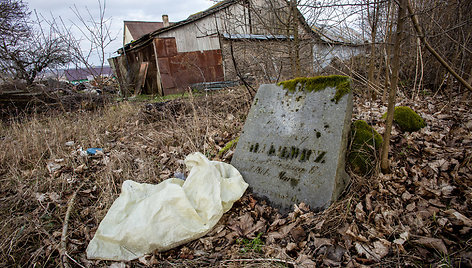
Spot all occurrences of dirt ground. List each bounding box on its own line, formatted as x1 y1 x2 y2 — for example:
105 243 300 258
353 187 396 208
0 86 471 267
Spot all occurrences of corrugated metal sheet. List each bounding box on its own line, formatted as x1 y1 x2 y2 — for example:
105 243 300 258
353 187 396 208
154 38 224 95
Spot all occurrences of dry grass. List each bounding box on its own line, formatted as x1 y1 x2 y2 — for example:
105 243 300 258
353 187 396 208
3 83 469 267
0 87 252 266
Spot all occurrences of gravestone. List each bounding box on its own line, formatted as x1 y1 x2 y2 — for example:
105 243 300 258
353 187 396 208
231 76 353 213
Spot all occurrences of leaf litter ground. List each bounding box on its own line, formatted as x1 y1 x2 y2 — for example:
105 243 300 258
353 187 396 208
0 87 471 267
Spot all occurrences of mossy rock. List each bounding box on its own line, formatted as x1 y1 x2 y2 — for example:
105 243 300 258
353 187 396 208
348 120 383 175
218 137 239 156
383 106 426 132
277 75 351 103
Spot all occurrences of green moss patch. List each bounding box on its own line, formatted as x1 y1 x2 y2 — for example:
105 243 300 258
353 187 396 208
277 75 351 103
348 120 383 175
383 106 426 132
218 137 239 156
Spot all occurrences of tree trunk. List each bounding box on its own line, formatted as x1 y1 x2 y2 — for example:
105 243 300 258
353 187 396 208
368 0 381 100
290 0 301 77
380 0 406 174
382 1 394 104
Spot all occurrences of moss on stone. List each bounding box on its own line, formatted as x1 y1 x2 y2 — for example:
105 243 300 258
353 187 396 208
388 106 426 132
218 137 239 156
348 120 383 175
277 75 351 103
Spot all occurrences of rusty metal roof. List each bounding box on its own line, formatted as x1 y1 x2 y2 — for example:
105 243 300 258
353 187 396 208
124 21 169 40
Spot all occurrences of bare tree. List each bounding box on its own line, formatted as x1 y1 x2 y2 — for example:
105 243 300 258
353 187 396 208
0 0 28 36
0 0 71 84
54 0 116 85
70 0 116 73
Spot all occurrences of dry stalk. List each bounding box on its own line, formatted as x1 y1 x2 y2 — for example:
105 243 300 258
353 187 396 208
60 181 85 268
221 258 297 266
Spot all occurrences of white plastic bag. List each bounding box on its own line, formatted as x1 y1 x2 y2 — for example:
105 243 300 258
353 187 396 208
86 152 248 261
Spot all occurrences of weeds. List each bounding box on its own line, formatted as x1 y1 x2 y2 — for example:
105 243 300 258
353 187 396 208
237 233 264 253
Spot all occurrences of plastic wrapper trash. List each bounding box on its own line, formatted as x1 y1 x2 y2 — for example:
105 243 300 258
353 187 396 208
86 152 248 261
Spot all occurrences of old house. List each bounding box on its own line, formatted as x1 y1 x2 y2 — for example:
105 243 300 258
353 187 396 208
109 0 359 96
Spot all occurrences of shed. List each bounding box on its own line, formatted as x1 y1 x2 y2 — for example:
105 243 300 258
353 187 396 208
109 0 354 96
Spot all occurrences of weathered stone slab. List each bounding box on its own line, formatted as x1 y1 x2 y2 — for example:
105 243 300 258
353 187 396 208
231 77 353 213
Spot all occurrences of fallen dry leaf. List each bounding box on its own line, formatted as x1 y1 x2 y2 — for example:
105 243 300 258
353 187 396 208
290 226 306 242
354 242 381 261
228 213 266 238
372 239 390 259
46 161 62 173
266 222 297 243
286 242 297 251
355 202 366 221
345 224 368 243
296 254 316 267
313 237 332 249
444 209 472 227
414 237 448 255
314 219 325 230
108 262 126 268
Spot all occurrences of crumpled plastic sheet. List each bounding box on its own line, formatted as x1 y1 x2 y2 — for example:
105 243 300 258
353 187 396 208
86 152 248 261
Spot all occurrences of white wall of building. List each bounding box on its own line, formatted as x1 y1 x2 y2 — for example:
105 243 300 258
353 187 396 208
313 43 364 72
124 26 134 45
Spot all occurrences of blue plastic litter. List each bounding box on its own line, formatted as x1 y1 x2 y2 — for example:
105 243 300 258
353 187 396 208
86 148 103 155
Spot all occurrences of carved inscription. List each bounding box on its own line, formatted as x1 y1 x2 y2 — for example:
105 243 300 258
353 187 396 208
258 187 301 204
278 171 299 187
246 141 327 163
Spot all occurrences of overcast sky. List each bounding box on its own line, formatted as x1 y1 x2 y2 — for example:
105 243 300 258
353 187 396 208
27 0 216 66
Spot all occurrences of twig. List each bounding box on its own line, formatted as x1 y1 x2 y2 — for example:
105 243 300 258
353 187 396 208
65 252 86 268
221 258 297 266
60 182 85 268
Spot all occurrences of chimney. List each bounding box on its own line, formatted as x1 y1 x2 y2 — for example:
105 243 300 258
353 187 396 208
162 15 169 27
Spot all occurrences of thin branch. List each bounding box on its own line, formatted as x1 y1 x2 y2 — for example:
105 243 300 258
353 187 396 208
406 0 472 93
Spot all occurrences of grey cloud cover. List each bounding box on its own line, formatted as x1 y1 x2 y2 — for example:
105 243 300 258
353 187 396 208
27 0 214 65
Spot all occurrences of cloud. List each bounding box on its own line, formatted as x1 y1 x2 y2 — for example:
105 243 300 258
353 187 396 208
27 0 214 65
